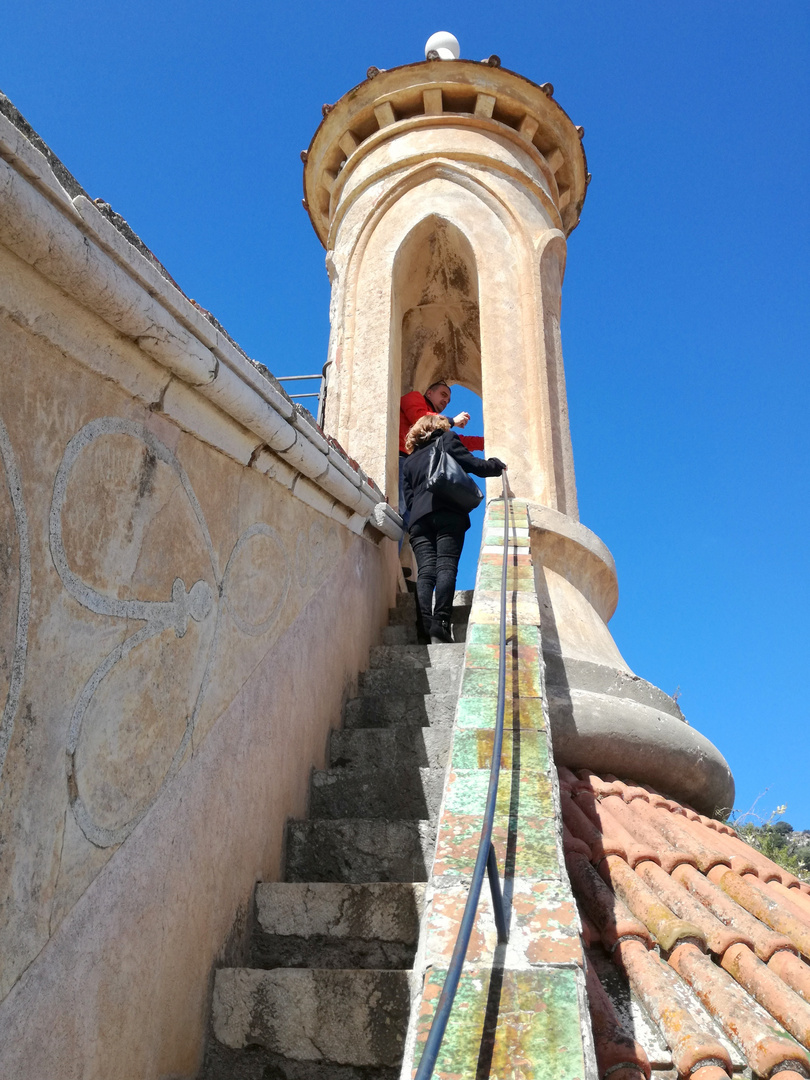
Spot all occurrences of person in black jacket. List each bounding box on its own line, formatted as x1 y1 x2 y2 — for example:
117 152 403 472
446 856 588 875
402 414 506 643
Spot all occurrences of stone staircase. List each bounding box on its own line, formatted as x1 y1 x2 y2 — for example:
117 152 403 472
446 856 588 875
201 590 472 1080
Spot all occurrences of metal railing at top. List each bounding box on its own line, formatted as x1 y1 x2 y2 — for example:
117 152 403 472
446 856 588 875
276 361 332 427
414 470 512 1080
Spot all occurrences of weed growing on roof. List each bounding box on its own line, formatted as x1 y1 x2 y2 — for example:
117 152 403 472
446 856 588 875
730 796 810 882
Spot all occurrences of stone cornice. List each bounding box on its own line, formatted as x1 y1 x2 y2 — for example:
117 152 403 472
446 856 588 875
0 107 402 542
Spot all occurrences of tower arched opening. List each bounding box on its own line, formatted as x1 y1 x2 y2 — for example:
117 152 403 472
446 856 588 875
392 214 482 404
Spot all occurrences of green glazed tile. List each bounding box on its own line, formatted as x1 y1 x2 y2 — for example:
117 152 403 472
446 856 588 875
470 588 539 612
480 549 532 563
460 664 540 699
450 729 550 773
465 643 540 671
464 643 503 670
467 623 540 646
434 812 560 879
483 518 529 535
455 695 546 731
443 767 555 821
486 502 528 519
455 696 499 729
469 605 541 628
415 967 587 1080
477 564 535 591
442 769 491 817
483 532 530 547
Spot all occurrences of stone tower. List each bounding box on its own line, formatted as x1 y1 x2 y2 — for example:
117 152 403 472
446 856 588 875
302 39 733 815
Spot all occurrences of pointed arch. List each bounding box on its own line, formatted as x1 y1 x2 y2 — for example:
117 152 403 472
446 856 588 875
392 214 482 398
324 160 570 508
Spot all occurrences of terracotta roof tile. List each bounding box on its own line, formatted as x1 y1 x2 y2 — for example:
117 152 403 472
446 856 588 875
696 813 735 837
562 790 627 862
601 795 695 874
669 941 810 1077
580 909 601 949
564 766 810 1079
639 785 672 810
710 868 810 958
562 821 592 858
565 850 654 951
634 860 751 955
768 949 810 1001
575 790 663 868
688 1067 732 1080
599 855 706 952
642 804 731 873
558 763 581 789
614 938 733 1076
672 862 797 961
765 878 810 922
603 776 652 804
719 832 793 882
673 814 759 875
576 769 625 798
720 941 810 1046
585 961 651 1079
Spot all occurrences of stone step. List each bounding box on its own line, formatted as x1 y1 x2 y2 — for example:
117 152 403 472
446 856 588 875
381 620 470 647
385 590 472 626
449 603 471 643
359 665 460 697
342 692 457 730
310 766 445 821
285 819 435 883
386 593 418 627
212 967 410 1067
251 882 426 969
380 623 419 646
329 726 452 771
203 1044 398 1080
368 642 465 670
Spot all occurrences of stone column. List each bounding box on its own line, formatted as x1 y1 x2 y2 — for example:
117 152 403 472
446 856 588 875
302 56 733 813
303 60 586 510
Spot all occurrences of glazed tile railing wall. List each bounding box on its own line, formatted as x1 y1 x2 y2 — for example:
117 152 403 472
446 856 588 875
402 499 595 1079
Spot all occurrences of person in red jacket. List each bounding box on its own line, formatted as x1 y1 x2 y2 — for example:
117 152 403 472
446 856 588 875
398 381 484 530
398 381 484 455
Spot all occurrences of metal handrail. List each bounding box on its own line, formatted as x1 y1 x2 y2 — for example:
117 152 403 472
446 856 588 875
414 471 512 1080
276 361 332 426
276 374 321 399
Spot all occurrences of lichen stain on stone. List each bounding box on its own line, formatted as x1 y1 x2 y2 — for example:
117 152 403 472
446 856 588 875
136 447 157 500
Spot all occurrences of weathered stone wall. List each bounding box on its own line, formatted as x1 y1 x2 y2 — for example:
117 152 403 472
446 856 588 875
0 103 401 1079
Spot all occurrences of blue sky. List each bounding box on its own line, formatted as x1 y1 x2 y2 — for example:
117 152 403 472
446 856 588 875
2 2 808 824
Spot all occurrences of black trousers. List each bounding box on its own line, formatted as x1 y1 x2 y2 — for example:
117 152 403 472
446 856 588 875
409 510 468 628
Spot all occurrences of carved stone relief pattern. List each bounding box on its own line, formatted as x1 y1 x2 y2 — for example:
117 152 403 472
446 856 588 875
0 395 348 999
0 416 30 779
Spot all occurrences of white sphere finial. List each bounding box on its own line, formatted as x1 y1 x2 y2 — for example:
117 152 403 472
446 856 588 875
425 31 460 61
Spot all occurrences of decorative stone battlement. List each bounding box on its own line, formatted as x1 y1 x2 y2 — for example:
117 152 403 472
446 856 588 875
303 58 589 246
